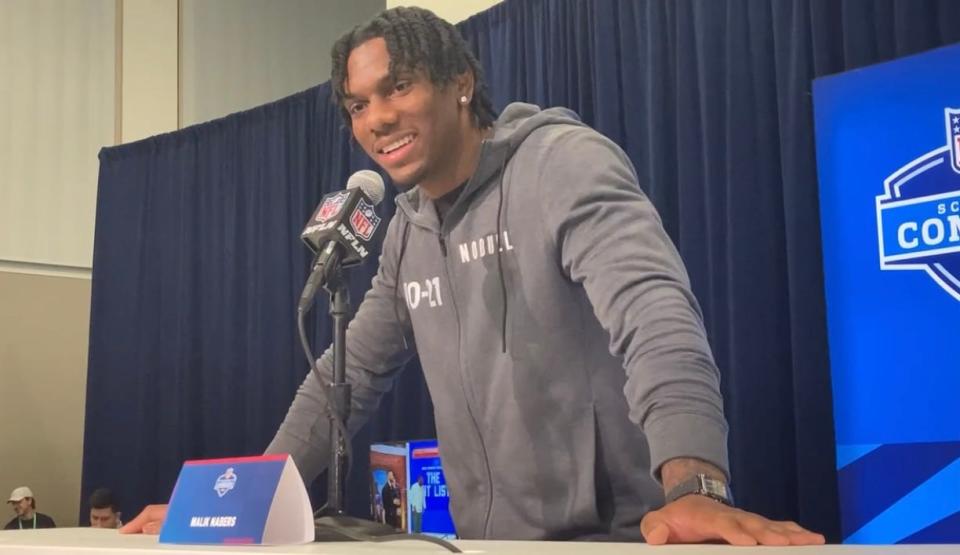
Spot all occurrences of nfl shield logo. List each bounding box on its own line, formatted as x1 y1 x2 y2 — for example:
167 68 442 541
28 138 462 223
948 107 960 174
875 107 960 301
315 191 351 223
349 198 381 241
213 467 237 498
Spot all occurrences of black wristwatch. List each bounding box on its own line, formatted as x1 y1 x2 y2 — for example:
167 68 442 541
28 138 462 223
665 473 734 507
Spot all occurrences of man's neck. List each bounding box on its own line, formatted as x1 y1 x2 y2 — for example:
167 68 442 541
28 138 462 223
419 125 491 199
19 510 35 521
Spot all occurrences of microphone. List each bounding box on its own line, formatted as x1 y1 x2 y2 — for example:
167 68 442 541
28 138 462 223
299 170 386 311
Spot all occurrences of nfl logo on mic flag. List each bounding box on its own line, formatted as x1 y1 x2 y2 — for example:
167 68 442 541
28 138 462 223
316 190 351 223
350 197 382 241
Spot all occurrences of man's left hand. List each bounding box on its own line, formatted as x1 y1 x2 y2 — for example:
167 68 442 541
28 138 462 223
640 494 826 546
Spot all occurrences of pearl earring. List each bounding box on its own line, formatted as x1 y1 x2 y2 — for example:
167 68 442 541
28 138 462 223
460 95 469 104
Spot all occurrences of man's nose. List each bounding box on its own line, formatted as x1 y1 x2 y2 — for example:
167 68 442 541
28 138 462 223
367 97 398 134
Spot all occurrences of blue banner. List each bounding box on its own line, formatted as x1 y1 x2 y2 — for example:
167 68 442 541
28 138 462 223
814 43 960 544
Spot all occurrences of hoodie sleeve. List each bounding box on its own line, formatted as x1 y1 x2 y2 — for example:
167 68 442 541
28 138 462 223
537 126 730 482
265 215 416 485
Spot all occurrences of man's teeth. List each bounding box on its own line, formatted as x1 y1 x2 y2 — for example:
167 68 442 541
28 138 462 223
383 135 413 154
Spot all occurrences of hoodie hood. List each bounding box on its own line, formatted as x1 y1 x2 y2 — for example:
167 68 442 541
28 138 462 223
395 103 587 230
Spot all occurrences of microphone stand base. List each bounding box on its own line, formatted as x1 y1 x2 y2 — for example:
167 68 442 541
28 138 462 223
313 513 400 542
313 509 462 552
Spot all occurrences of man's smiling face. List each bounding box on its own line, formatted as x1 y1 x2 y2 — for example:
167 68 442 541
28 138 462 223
342 37 468 189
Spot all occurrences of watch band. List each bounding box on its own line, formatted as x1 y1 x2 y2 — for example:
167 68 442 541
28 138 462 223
665 473 734 507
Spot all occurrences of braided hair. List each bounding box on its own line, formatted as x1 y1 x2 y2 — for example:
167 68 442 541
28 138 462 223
330 7 497 128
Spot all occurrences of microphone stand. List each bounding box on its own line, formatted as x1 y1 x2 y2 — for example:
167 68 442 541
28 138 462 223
300 254 460 552
311 263 391 539
318 263 352 517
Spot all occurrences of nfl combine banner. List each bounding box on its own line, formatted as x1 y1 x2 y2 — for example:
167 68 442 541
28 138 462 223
814 43 960 544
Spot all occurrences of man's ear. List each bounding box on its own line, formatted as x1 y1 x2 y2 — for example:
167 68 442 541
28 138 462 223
455 70 476 104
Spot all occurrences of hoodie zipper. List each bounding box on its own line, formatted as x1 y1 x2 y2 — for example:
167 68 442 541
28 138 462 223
437 229 495 537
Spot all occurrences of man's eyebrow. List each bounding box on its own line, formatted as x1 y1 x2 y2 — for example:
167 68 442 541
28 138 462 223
342 73 398 105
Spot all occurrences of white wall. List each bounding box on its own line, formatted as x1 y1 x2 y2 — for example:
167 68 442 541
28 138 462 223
0 0 387 273
386 0 501 24
181 0 384 126
122 0 179 143
0 0 115 271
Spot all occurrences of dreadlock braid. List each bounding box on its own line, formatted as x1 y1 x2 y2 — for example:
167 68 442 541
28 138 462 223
330 6 497 128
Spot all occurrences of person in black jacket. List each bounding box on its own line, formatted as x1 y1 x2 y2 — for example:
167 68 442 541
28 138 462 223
381 471 402 530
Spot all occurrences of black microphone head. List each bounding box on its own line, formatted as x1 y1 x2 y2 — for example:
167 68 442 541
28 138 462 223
347 170 385 205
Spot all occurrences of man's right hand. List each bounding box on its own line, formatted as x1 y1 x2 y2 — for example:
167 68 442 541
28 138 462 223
119 504 168 535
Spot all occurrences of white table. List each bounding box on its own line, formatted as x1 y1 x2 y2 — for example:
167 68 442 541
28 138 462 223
0 529 956 555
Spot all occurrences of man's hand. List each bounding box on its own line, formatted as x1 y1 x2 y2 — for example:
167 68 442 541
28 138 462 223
641 495 826 546
118 504 168 535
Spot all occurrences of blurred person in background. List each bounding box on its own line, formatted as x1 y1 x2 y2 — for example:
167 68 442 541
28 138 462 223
4 487 55 530
88 488 122 529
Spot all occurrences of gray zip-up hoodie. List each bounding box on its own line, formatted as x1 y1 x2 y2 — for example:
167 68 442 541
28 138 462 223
267 103 729 540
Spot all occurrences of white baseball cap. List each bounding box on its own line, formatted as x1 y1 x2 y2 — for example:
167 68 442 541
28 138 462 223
7 486 33 502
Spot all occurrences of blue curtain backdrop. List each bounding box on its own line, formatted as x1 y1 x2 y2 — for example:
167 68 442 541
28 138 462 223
82 0 960 539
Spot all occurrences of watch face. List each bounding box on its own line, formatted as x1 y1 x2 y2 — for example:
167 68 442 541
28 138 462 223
666 474 734 506
701 477 729 498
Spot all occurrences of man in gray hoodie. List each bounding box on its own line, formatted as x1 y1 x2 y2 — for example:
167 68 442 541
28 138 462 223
123 7 824 545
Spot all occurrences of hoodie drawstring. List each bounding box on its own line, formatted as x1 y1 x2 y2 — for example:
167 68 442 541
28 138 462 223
393 220 412 350
495 157 509 354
